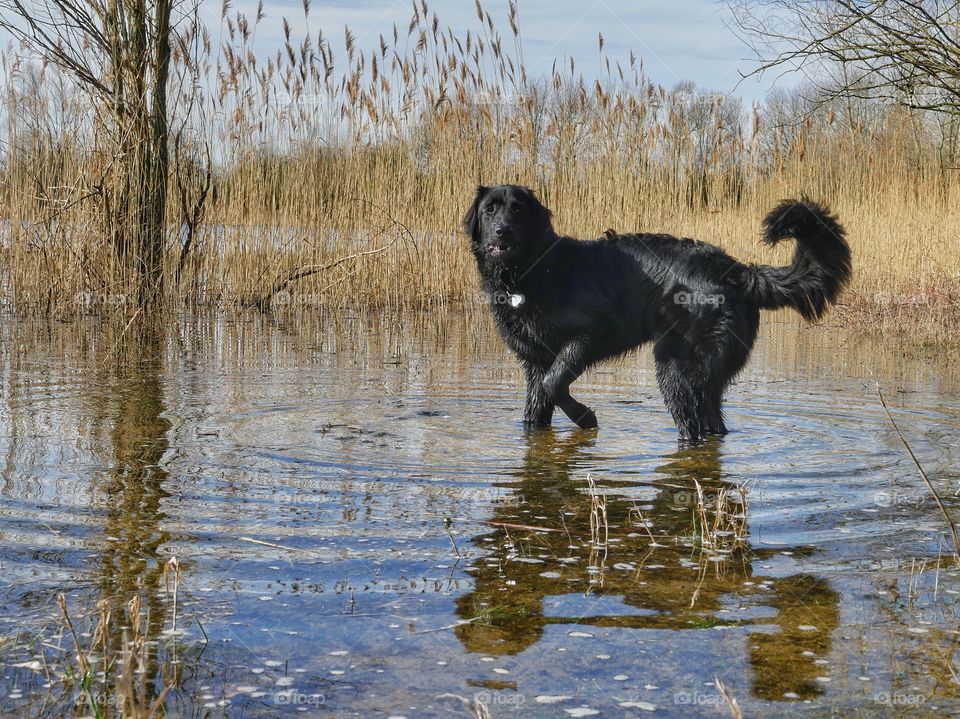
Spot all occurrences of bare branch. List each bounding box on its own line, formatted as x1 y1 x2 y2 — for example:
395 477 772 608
728 0 960 116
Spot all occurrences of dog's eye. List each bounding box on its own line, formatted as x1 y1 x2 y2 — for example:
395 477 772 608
484 202 498 214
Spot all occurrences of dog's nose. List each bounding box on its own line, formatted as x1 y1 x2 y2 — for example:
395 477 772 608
494 226 504 238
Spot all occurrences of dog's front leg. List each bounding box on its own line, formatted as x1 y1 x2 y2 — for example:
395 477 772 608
523 363 555 426
542 340 598 429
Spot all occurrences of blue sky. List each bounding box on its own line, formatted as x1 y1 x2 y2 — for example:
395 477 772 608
200 0 783 106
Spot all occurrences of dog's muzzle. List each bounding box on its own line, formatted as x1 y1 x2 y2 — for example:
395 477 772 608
487 226 514 257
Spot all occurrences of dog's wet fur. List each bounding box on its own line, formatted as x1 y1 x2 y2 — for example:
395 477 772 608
464 184 851 443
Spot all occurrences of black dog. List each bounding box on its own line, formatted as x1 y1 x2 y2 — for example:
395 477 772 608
464 184 851 442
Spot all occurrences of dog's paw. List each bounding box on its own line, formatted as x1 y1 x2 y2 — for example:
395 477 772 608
522 418 553 428
575 409 598 429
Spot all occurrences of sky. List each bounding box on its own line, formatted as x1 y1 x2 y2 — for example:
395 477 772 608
197 0 784 107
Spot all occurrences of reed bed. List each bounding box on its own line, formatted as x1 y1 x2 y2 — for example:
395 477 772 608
2 0 958 339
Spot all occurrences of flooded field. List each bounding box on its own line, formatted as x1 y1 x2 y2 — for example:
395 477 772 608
1 312 959 718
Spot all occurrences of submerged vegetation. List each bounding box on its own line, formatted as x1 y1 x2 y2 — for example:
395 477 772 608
5 559 191 719
0 0 958 339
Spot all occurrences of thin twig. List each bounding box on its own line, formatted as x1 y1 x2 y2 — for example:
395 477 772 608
715 678 743 719
252 234 399 311
876 382 960 558
410 616 479 635
480 520 564 533
238 536 301 552
444 517 462 558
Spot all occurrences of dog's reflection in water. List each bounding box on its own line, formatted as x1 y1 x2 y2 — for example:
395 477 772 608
455 429 839 701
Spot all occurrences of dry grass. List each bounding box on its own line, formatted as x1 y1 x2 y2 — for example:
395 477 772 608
1 1 958 339
585 473 610 551
4 557 187 718
690 479 750 555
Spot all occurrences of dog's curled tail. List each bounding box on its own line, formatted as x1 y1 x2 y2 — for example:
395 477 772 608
744 198 852 321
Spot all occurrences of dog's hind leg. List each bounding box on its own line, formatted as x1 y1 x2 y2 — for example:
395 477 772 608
654 326 726 442
655 357 706 443
541 340 598 429
701 383 727 436
699 313 757 436
523 362 555 426
655 348 735 441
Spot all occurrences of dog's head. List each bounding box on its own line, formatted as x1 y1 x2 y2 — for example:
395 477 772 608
463 184 554 266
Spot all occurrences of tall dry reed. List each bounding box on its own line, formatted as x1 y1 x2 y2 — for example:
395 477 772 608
2 1 958 337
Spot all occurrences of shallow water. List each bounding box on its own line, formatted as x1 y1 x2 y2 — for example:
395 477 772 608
1 312 960 717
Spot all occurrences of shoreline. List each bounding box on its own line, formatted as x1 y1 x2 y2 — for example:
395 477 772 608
1 298 956 358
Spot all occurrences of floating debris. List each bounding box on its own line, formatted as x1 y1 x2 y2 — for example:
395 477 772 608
619 701 656 711
12 661 43 671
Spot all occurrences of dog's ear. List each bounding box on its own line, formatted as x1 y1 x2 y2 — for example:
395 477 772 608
463 185 488 247
523 186 553 230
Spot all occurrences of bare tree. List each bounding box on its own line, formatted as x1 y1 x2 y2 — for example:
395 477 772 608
1 0 174 306
728 1 960 116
